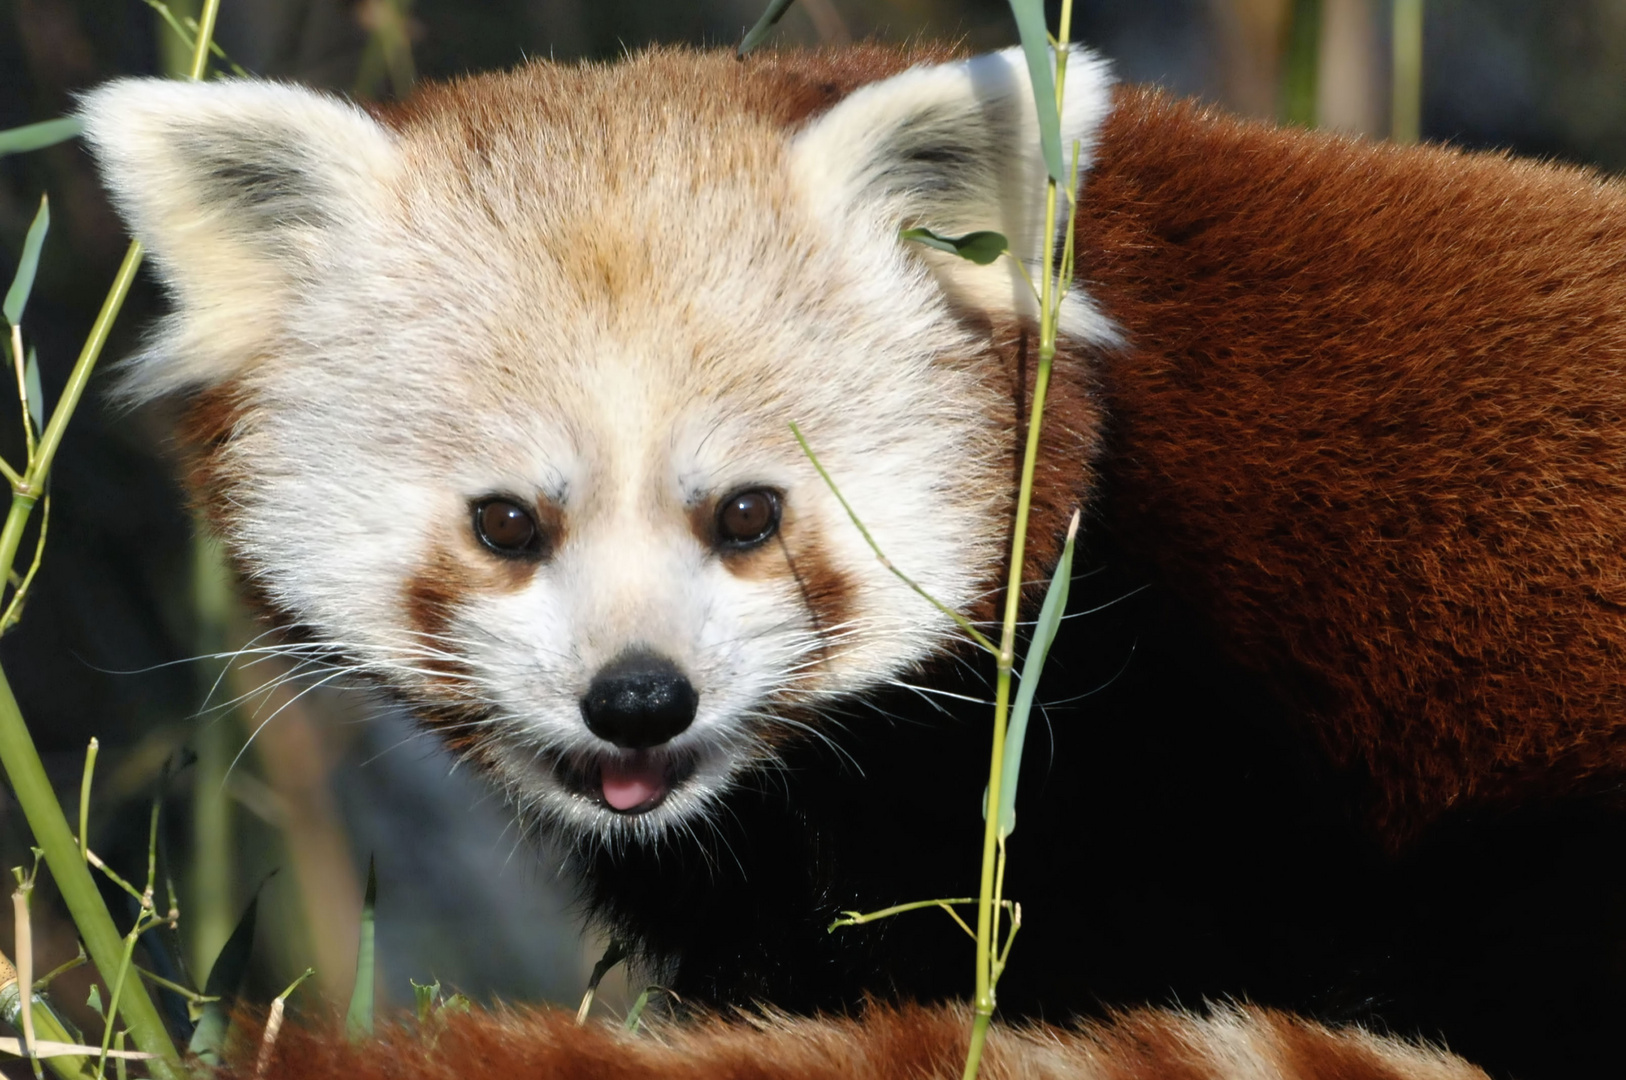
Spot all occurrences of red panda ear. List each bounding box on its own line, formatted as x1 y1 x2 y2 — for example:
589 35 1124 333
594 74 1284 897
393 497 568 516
78 79 399 398
789 45 1117 343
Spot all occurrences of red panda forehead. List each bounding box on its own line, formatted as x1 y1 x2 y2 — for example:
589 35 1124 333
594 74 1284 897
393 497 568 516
372 44 964 139
370 47 976 235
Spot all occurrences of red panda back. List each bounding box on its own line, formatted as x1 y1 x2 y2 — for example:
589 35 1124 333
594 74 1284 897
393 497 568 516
1066 86 1626 841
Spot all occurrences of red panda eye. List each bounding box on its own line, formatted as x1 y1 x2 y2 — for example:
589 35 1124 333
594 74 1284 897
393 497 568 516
716 488 781 549
474 498 541 556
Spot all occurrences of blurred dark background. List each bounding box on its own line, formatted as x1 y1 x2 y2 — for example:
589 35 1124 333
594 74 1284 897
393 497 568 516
2 0 1626 1049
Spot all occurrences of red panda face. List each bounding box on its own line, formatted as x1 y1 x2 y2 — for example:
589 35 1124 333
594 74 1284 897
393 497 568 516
78 46 1117 841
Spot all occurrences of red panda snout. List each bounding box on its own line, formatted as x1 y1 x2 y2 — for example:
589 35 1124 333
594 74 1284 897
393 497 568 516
579 651 700 750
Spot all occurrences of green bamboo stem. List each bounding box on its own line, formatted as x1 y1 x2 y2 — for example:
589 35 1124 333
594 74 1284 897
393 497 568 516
94 925 146 1080
0 946 94 1080
1391 0 1423 144
1281 0 1322 128
0 3 221 1072
20 244 142 503
830 898 977 926
0 670 177 1075
964 5 1074 1075
963 1014 992 1080
0 497 37 579
963 117 1063 1080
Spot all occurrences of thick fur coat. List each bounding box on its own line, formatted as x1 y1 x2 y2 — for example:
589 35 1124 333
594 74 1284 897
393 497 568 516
236 1003 1487 1080
78 44 1626 1080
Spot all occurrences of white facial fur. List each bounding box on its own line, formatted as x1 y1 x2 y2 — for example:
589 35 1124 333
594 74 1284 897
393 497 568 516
78 46 1116 844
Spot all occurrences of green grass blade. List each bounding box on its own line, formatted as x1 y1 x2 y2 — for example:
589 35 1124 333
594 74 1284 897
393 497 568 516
0 120 81 160
344 857 376 1043
900 228 1008 266
738 0 795 57
188 896 258 1065
4 197 49 329
992 511 1079 839
1007 0 1063 185
623 987 655 1032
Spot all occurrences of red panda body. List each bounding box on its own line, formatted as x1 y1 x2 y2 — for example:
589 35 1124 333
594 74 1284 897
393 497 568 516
77 46 1626 1080
1077 88 1626 839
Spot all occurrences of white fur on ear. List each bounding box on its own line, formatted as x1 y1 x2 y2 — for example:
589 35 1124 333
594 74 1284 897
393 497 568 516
78 79 400 396
789 46 1117 346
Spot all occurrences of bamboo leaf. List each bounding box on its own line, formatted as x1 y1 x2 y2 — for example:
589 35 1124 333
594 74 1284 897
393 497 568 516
411 979 439 1023
1007 0 1064 184
188 896 258 1065
25 349 43 435
0 121 81 160
900 228 1008 266
738 0 795 58
5 197 49 329
991 510 1079 839
344 857 376 1043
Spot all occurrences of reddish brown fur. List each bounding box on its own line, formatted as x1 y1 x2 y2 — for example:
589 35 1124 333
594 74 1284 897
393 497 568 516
401 542 472 649
148 49 1626 1079
976 319 1105 620
173 381 253 535
755 501 857 649
401 539 539 754
1064 87 1626 840
402 531 542 645
230 1002 1486 1080
375 44 959 138
171 381 315 639
773 531 855 651
174 54 1626 845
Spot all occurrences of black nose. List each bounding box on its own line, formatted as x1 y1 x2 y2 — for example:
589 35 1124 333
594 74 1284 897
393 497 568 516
580 652 698 749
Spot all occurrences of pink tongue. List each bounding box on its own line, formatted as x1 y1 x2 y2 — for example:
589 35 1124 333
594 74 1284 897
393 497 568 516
601 758 668 811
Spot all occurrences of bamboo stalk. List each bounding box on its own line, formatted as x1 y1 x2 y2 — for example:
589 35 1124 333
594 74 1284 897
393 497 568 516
0 947 94 1080
0 2 223 1072
964 5 1074 1076
1391 0 1423 143
0 672 177 1075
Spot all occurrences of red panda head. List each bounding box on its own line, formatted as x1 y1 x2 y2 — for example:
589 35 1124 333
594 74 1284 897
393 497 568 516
78 46 1115 842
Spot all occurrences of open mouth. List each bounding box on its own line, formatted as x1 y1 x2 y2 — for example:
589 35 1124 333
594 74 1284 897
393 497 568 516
555 747 699 814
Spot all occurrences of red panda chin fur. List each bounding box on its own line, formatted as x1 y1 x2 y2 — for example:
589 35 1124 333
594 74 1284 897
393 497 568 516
232 1002 1486 1080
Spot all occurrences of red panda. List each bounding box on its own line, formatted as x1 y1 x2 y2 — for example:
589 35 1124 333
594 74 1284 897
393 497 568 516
77 43 1626 1079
